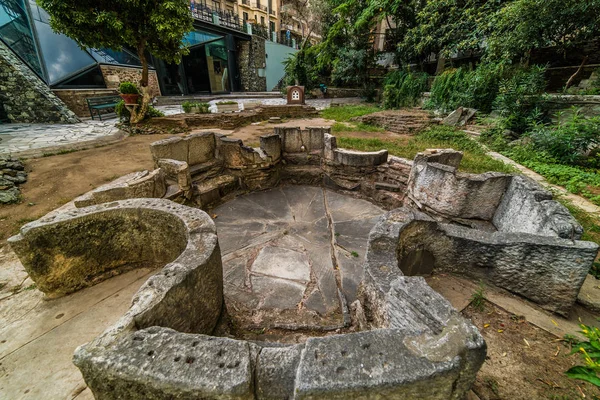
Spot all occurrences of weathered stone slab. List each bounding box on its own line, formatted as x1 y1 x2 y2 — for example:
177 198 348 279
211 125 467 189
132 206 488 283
186 132 215 165
407 149 511 220
251 246 311 283
251 275 306 309
75 329 256 400
256 345 303 400
493 175 583 239
295 330 464 399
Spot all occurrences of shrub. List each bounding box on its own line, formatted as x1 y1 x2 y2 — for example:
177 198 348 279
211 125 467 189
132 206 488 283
566 324 600 387
382 70 428 109
182 101 193 113
427 63 506 113
118 81 139 95
493 65 547 134
527 109 600 166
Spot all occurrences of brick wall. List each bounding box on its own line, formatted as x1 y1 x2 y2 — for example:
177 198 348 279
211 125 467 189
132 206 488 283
237 36 267 92
0 41 79 124
53 89 118 117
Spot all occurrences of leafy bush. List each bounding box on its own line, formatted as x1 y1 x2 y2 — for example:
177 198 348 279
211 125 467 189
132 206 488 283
527 110 600 166
182 101 210 113
382 70 428 109
118 81 139 94
283 46 320 90
427 63 506 113
217 101 237 105
182 101 193 113
493 65 547 134
566 324 600 387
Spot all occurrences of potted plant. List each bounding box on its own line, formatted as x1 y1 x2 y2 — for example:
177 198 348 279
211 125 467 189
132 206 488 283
182 101 193 113
197 102 210 113
119 82 140 105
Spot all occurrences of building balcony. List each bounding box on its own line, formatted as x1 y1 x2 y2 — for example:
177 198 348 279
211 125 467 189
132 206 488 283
254 3 268 11
241 0 251 5
269 9 276 16
190 5 246 33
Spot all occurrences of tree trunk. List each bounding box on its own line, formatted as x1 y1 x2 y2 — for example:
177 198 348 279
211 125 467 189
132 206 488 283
129 41 150 124
565 56 589 90
137 42 149 88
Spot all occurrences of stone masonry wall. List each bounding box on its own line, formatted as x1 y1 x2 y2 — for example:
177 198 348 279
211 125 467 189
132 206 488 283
53 89 118 117
99 65 161 98
237 36 267 92
0 41 79 124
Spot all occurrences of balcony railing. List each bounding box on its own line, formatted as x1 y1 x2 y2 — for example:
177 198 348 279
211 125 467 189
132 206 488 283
241 0 250 5
254 3 268 11
190 4 245 32
269 9 276 16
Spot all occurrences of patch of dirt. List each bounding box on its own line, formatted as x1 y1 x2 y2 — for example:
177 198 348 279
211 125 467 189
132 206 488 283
0 134 172 242
464 302 600 400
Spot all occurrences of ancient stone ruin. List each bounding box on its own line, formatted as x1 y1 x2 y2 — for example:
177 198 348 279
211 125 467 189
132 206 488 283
8 126 599 399
0 157 27 204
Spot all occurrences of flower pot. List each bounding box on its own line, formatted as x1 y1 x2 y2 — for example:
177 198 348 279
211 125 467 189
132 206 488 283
120 94 140 105
191 106 200 114
216 104 239 113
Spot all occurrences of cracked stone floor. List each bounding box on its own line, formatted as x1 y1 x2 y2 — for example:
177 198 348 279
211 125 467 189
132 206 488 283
213 186 384 336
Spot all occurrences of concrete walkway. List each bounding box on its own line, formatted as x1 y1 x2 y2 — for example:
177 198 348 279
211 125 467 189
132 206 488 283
0 98 358 158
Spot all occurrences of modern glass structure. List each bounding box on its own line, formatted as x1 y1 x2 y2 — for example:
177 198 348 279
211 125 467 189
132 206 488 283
0 0 146 89
1 0 251 95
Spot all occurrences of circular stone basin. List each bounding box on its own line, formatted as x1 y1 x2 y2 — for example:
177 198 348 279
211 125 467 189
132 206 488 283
11 194 484 399
212 185 384 341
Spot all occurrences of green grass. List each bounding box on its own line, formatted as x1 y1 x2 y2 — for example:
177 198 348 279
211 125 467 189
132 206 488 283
321 105 382 122
557 197 600 278
337 126 517 174
331 122 384 133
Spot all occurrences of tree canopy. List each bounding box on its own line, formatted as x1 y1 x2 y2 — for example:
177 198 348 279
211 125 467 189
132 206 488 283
37 0 193 88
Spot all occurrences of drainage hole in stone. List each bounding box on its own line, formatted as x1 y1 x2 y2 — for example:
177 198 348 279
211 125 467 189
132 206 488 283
186 357 195 364
147 351 155 356
174 356 181 362
55 313 64 319
336 367 346 374
378 352 384 356
314 350 318 360
217 349 224 357
192 341 199 347
226 361 240 369
341 350 347 357
133 336 144 342
362 343 371 350
218 362 225 368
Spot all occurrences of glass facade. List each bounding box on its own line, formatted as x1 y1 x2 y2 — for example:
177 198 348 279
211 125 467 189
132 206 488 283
0 0 149 88
0 2 239 94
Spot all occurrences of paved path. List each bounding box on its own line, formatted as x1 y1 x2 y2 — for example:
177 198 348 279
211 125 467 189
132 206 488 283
0 98 359 157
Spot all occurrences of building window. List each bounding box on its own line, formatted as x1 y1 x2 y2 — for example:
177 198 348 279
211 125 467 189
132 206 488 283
270 21 275 33
261 16 265 25
243 12 249 20
212 1 221 11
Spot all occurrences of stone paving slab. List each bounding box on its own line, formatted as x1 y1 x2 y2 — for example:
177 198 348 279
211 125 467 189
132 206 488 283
213 185 385 331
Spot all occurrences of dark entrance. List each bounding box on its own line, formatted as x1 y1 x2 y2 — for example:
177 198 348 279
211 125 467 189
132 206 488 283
182 45 211 94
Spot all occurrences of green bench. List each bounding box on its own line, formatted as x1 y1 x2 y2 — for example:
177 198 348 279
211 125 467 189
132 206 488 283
86 96 121 121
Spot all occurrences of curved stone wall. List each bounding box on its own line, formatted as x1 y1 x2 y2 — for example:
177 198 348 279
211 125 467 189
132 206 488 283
69 199 485 400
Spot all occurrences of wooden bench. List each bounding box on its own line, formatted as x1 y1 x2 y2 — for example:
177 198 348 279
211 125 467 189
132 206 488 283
86 96 121 121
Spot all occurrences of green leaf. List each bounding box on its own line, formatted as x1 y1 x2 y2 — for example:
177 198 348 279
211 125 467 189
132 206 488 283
566 366 600 387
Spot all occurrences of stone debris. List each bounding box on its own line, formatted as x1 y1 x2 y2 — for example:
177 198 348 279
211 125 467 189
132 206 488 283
442 107 477 126
351 109 433 134
0 157 27 204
